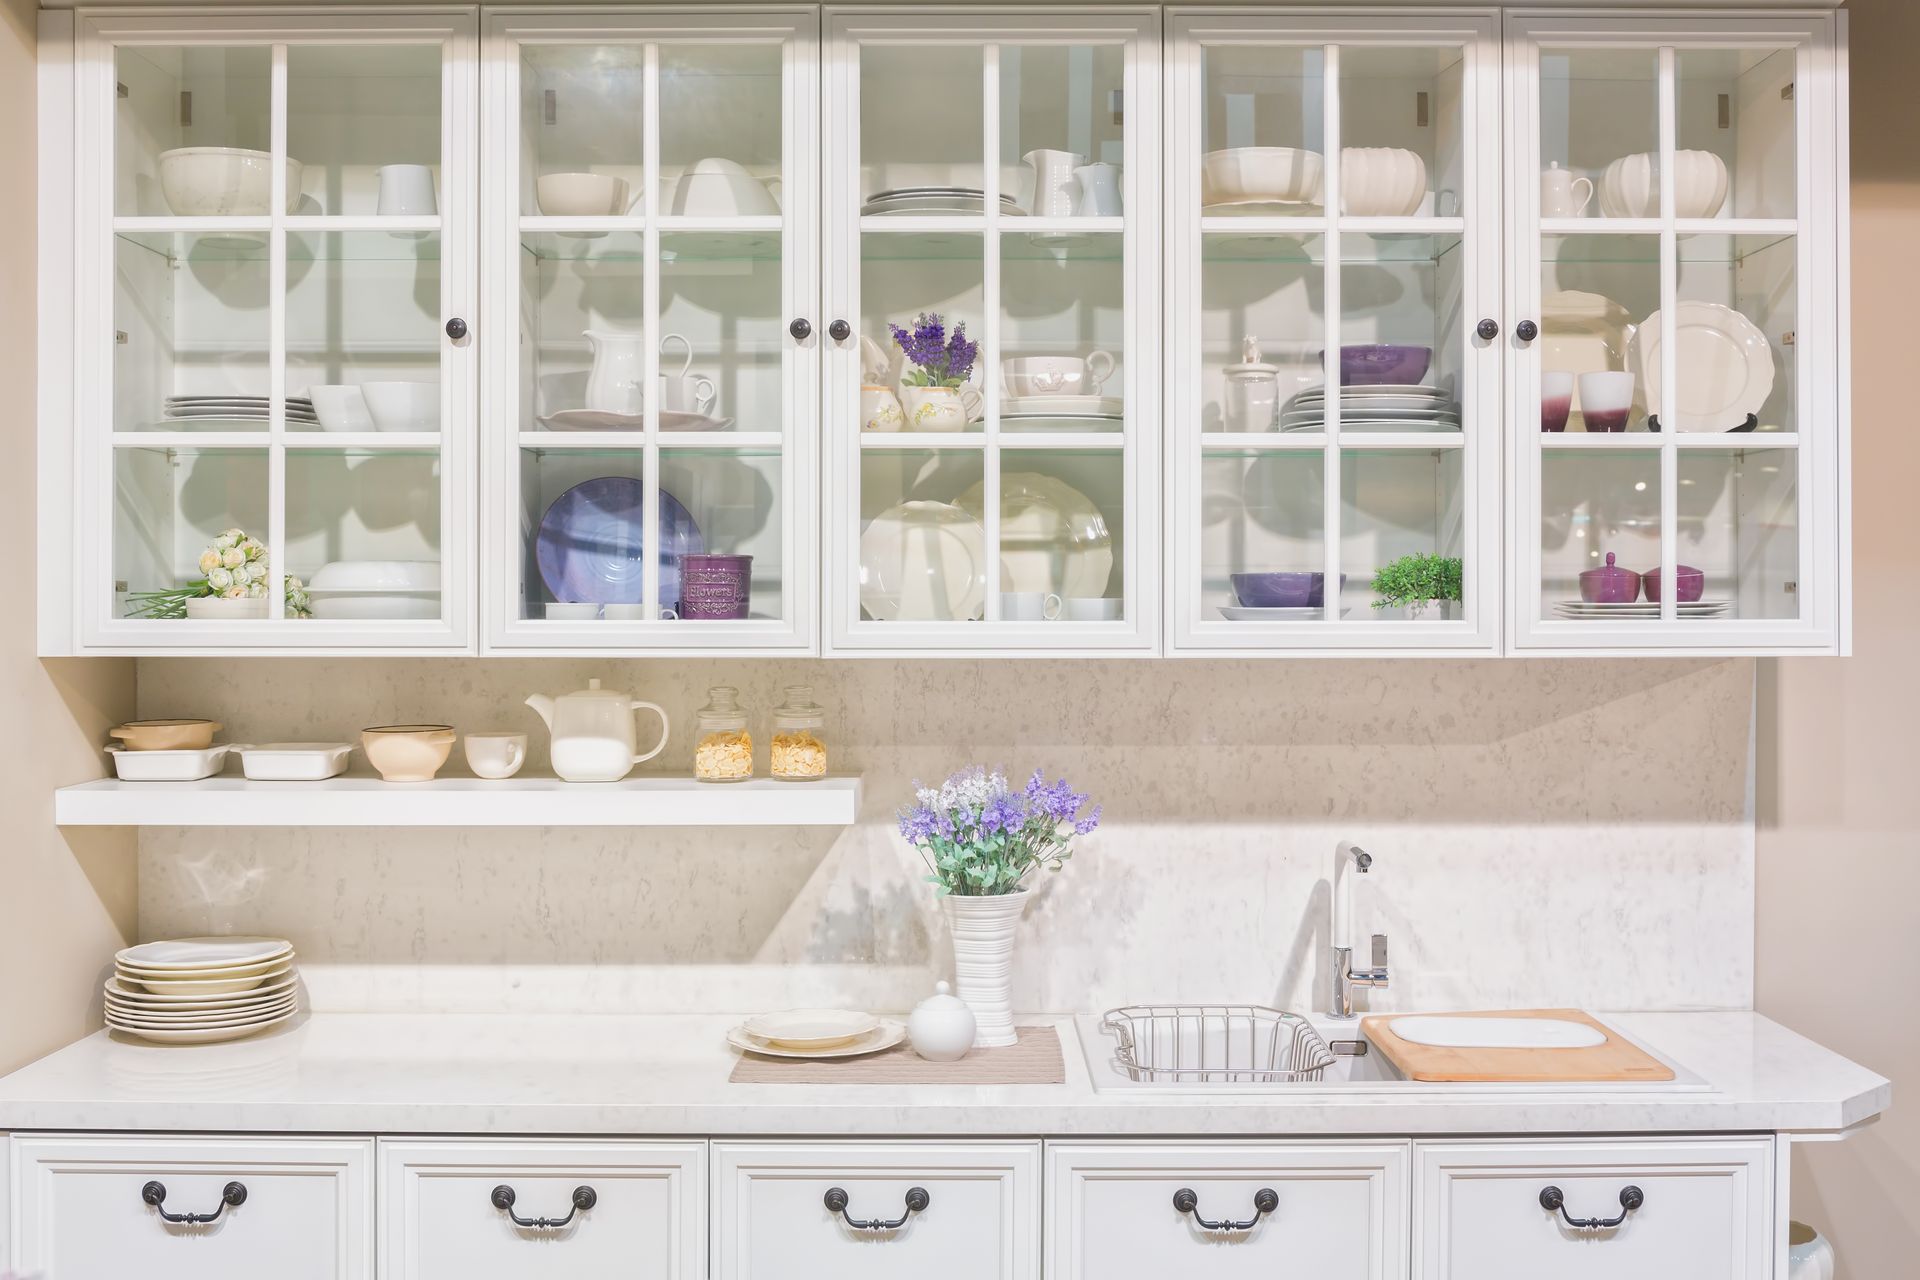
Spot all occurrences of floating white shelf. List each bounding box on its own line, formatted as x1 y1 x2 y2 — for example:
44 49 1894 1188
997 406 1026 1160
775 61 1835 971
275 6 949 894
54 773 862 828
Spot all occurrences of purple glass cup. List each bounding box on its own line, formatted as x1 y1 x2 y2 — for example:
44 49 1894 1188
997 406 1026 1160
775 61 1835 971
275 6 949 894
678 553 753 620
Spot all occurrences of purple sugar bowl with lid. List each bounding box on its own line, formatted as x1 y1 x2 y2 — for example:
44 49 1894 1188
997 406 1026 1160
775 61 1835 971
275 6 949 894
678 553 753 620
1579 552 1642 604
1321 344 1432 386
1643 564 1705 603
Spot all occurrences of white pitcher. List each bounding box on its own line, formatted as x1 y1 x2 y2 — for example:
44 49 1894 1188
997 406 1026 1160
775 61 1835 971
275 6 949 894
1022 149 1084 217
583 329 647 416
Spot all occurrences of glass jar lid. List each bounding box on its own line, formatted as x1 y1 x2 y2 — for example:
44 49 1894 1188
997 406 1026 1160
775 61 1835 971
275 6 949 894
696 684 748 732
771 684 825 729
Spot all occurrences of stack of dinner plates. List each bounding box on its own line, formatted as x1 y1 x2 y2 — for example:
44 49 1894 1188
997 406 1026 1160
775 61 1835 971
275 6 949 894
861 187 1023 217
1280 384 1460 433
106 936 299 1044
726 1008 905 1059
1553 599 1732 621
164 396 318 425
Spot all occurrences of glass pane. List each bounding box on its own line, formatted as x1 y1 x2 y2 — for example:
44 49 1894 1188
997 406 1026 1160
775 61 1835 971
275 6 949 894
1000 233 1123 433
1672 233 1795 435
662 231 782 432
1201 43 1325 217
1343 448 1464 620
1337 45 1465 218
975 454 1122 619
861 232 984 432
1677 448 1798 620
660 44 784 217
1538 49 1657 221
288 44 442 218
287 448 442 620
1540 449 1660 622
116 231 271 431
287 231 443 433
1201 233 1325 434
1202 449 1326 621
1336 234 1464 435
518 449 687 621
519 231 646 430
861 43 984 213
519 45 646 218
662 448 784 620
115 46 272 217
1540 234 1658 432
857 449 987 623
1677 47 1796 221
114 446 268 618
998 43 1124 218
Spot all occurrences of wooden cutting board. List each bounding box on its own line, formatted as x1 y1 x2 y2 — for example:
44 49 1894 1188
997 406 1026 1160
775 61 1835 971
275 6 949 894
1360 1009 1674 1083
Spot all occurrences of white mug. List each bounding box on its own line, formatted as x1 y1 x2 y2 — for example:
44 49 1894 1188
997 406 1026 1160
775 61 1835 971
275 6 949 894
1541 161 1594 218
376 164 437 218
603 603 678 620
1062 597 1122 622
1001 591 1062 621
464 732 527 780
1074 162 1122 217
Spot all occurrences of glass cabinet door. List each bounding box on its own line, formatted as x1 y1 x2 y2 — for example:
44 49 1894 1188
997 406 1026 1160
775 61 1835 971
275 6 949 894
85 12 474 649
824 11 1159 654
1511 14 1842 651
484 13 816 651
1167 15 1502 653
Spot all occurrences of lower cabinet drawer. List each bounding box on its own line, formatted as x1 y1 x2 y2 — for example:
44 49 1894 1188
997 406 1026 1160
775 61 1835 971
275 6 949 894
380 1139 705 1280
712 1140 1040 1280
1047 1141 1410 1280
9 1134 372 1280
1414 1138 1774 1280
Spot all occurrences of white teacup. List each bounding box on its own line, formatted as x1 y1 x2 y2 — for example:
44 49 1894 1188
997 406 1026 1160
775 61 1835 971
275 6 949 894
464 732 527 780
603 603 677 621
1001 591 1062 621
1062 596 1122 622
1003 351 1115 398
657 374 717 416
544 602 599 620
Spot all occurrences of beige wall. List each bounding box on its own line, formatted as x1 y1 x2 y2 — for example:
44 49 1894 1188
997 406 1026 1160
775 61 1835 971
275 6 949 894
1755 1 1920 1275
0 0 138 1074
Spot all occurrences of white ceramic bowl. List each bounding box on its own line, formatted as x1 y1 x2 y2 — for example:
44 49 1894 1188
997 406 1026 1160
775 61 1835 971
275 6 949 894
670 158 781 217
360 381 440 432
158 147 303 216
307 385 375 432
307 560 440 592
1341 147 1428 217
535 172 631 216
106 744 233 782
1599 150 1729 219
1201 146 1324 206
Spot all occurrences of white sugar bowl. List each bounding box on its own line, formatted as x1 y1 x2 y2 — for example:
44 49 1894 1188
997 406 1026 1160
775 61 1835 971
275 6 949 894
908 982 977 1062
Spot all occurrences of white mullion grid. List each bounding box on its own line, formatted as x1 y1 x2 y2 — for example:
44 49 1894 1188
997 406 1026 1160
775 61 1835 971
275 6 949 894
780 29 797 634
1320 42 1342 624
267 41 289 621
1793 36 1816 630
641 41 662 618
1657 44 1678 626
981 41 1002 625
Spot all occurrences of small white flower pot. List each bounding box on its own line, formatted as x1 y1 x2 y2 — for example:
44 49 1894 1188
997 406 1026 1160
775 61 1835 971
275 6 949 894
185 595 268 620
942 889 1031 1049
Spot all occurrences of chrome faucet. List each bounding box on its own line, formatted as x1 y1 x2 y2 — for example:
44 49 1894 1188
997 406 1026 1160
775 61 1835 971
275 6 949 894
1328 842 1389 1019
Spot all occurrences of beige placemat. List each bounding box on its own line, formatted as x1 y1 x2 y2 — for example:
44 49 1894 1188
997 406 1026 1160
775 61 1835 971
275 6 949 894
729 1025 1065 1085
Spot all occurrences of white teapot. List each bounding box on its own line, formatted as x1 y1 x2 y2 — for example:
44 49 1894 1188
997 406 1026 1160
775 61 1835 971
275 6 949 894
525 678 670 783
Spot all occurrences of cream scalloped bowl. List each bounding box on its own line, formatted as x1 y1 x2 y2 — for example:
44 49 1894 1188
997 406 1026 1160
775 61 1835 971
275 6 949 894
1598 150 1729 219
158 147 303 216
1341 147 1428 217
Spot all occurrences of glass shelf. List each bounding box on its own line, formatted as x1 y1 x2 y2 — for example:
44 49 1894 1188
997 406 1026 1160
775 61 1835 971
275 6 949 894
1203 230 1464 266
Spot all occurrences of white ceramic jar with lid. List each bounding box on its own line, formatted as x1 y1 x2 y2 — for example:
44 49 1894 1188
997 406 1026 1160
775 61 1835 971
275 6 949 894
908 981 977 1062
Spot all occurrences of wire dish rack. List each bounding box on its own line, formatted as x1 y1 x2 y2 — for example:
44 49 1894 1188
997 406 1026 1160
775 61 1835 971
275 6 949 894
1102 1004 1338 1084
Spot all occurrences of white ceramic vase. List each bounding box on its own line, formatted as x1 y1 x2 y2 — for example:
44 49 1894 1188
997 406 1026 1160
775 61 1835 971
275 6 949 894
942 889 1031 1048
1787 1223 1835 1280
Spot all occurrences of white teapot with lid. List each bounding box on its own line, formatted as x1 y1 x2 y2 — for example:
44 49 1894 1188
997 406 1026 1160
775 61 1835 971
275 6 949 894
525 679 670 783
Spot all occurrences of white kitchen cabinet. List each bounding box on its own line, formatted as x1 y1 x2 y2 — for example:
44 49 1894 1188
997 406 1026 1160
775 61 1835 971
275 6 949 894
712 1140 1040 1280
380 1139 705 1280
8 1134 373 1280
1413 1137 1773 1280
1046 1140 1410 1280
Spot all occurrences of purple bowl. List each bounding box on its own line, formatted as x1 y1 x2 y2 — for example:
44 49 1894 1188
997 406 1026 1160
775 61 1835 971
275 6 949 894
1579 551 1642 604
1643 565 1705 604
1322 344 1432 386
1231 571 1348 608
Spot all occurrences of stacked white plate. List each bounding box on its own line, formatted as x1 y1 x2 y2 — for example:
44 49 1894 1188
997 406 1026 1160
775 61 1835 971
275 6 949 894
106 937 299 1044
726 1008 905 1059
1280 384 1460 433
1553 599 1732 620
861 187 1023 217
164 396 318 425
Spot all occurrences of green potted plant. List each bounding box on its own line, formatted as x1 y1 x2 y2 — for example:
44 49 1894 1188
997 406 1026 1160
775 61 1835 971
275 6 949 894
1370 553 1463 621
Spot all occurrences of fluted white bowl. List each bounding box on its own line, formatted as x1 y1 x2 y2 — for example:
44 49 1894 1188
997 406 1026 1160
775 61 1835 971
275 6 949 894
158 147 302 216
1599 150 1728 219
1341 147 1427 217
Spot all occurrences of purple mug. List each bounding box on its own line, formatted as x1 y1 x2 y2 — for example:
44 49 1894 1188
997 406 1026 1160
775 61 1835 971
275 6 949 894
679 553 753 620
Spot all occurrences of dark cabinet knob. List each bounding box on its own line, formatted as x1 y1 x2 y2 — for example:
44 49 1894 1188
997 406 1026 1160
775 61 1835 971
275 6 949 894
828 319 852 342
445 317 468 341
789 318 812 342
1476 318 1499 341
1516 320 1540 342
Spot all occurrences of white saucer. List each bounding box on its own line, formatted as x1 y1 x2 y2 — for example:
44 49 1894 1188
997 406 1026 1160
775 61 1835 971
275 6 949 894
726 1019 906 1060
1219 605 1345 621
539 410 736 432
1002 395 1122 417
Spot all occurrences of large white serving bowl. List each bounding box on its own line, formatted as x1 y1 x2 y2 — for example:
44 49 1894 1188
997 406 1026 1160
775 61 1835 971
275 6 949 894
306 560 442 621
671 158 781 217
158 147 303 216
535 171 631 216
1201 146 1324 206
1341 147 1427 216
1598 149 1729 219
360 380 440 431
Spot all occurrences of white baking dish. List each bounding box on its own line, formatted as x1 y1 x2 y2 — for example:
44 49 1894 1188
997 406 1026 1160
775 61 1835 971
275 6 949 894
235 742 355 781
106 744 234 782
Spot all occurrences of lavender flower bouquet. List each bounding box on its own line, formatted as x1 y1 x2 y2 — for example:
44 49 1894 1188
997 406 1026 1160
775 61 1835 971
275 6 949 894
889 312 979 389
898 766 1101 896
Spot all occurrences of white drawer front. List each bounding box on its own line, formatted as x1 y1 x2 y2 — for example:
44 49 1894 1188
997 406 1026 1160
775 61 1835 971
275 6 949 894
9 1135 371 1280
381 1139 705 1280
713 1141 1039 1280
1048 1141 1410 1280
1415 1138 1773 1280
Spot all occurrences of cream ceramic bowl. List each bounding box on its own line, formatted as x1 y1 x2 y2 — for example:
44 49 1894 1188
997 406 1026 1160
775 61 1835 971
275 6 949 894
1201 146 1325 206
158 147 303 216
1340 147 1428 217
360 381 440 432
1598 149 1729 219
535 171 631 216
670 158 781 217
109 718 221 752
361 724 455 782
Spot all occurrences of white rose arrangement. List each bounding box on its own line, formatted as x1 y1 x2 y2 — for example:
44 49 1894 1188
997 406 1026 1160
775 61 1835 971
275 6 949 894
126 528 312 619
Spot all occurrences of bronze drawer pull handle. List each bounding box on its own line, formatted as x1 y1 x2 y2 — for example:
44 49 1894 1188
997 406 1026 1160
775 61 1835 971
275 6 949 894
1173 1187 1279 1231
824 1185 930 1231
491 1184 596 1229
1540 1184 1644 1229
141 1180 247 1225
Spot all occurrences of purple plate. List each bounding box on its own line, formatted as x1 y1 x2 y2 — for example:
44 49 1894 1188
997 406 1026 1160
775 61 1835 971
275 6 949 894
536 476 703 606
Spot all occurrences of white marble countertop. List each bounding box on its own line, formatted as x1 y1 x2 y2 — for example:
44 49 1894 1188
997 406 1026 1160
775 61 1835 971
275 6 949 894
0 1011 1886 1137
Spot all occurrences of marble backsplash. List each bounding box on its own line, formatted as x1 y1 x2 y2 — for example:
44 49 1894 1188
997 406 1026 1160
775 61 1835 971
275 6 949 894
136 657 1756 1015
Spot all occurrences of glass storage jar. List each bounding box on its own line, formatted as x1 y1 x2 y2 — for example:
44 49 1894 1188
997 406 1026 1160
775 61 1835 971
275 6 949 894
693 685 753 783
769 685 829 781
